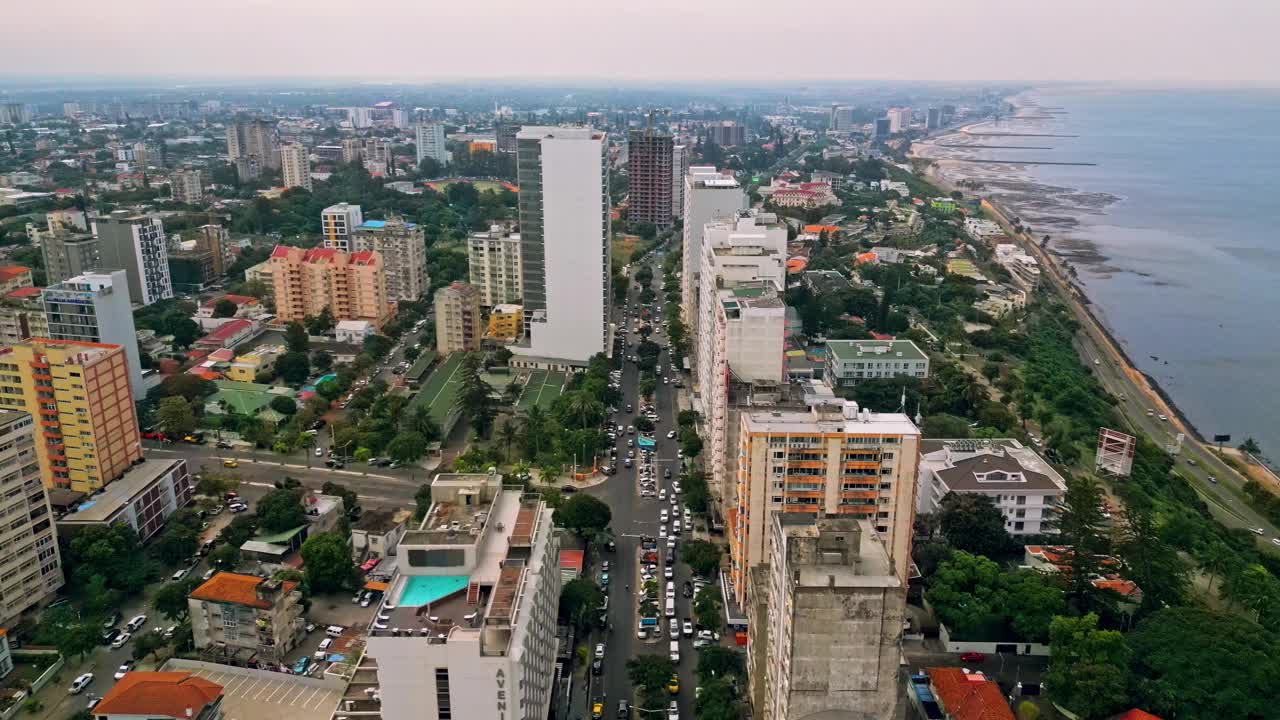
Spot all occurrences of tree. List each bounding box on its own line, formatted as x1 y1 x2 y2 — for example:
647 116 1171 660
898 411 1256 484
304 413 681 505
559 578 605 631
635 416 655 433
52 621 100 662
132 630 166 662
1052 476 1111 607
1115 497 1187 609
626 654 676 698
157 396 196 437
921 413 971 438
212 298 238 318
937 494 1012 558
693 585 723 628
496 418 521 461
1045 613 1131 720
269 395 298 416
256 488 305 532
159 374 216 402
208 543 241 570
1239 437 1262 456
300 532 356 593
696 646 745 685
552 494 612 538
153 523 198 565
454 352 496 436
277 351 311 384
219 514 259 548
161 312 201 349
681 540 723 578
387 431 427 464
321 481 360 513
66 523 148 593
316 380 342 401
285 321 310 352
926 551 1064 643
306 307 335 336
695 680 739 720
154 579 200 621
312 351 334 373
414 482 433 521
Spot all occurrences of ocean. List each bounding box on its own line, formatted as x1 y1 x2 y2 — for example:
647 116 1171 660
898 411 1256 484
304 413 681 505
920 88 1280 456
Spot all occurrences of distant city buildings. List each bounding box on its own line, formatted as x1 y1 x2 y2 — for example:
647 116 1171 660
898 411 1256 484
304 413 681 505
226 119 279 180
321 202 364 252
353 217 429 301
279 142 311 191
93 211 174 306
415 121 449 167
268 246 391 329
196 224 233 278
888 107 912 134
434 281 484 354
170 168 203 204
42 270 145 399
874 118 891 138
926 107 943 130
467 226 524 308
627 129 675 230
706 120 746 147
829 105 855 132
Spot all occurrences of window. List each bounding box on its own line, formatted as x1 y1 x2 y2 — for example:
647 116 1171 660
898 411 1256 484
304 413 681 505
1014 521 1025 532
435 668 452 719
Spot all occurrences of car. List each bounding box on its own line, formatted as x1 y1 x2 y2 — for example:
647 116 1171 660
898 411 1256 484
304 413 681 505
668 700 680 720
697 629 719 642
68 673 94 694
602 560 611 572
594 642 606 659
360 594 372 608
682 619 694 637
667 430 677 439
228 503 248 513
659 526 667 538
216 441 233 449
592 658 603 675
668 675 680 694
660 509 669 522
315 447 324 457
163 625 177 640
959 651 986 663
1208 475 1217 483
592 702 604 720
1146 409 1155 416
669 617 679 636
664 566 673 579
1272 538 1280 547
101 628 121 645
1187 458 1197 466
664 468 672 479
102 612 121 630
114 660 135 680
126 614 147 632
600 572 610 586
618 700 630 719
1256 527 1266 536
202 568 216 581
1158 414 1168 421
222 459 239 468
111 631 131 649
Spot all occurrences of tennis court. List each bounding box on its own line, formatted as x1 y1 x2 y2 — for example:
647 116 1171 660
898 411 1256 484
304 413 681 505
517 370 565 411
409 351 466 425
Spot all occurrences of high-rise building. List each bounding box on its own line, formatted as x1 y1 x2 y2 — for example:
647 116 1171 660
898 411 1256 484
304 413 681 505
434 282 484 354
0 409 63 626
353 216 429 301
362 473 561 720
513 126 610 367
748 513 904 720
0 104 31 125
62 102 81 117
362 137 392 167
926 107 943 131
268 246 392 329
495 123 520 154
93 212 174 306
226 119 279 170
391 109 410 129
195 224 233 278
46 209 89 234
707 121 747 147
0 288 48 345
873 118 891 138
43 270 145 399
349 107 373 129
279 142 311 191
0 339 142 493
626 129 674 230
415 122 449 167
170 168 203 204
888 108 911 134
39 231 99 285
829 105 855 132
189 573 304 664
729 399 920 606
341 137 363 164
321 203 364 252
681 166 745 330
671 144 689 219
467 226 523 308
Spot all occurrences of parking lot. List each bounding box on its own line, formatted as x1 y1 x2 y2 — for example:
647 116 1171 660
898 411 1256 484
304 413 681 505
176 663 343 720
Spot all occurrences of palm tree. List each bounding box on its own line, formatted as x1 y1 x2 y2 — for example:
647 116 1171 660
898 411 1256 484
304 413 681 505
1239 437 1262 457
497 417 521 461
564 393 603 430
1200 541 1238 595
540 462 563 487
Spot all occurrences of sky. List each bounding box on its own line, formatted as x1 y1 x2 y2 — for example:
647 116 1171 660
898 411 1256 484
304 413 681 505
4 0 1279 87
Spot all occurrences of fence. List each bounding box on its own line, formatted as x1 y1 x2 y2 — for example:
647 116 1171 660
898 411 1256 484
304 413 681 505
0 655 64 720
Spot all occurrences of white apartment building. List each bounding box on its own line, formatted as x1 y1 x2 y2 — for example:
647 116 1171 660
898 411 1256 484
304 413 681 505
995 243 1041 290
512 127 610 368
0 410 63 628
42 270 145 399
416 122 449 167
279 142 312 191
362 473 560 720
322 202 364 252
92 212 173 306
917 439 1065 535
681 167 746 331
823 339 930 389
748 514 903 720
888 108 912 134
730 400 920 606
467 226 523 308
964 217 1005 241
353 217 429 301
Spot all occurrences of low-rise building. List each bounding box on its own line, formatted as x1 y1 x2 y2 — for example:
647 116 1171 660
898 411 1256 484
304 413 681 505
824 339 929 388
188 572 305 664
1024 545 1142 603
224 346 283 383
56 458 193 542
351 508 410 560
917 439 1066 535
93 671 224 720
964 217 1005 241
994 243 1041 290
924 667 1014 720
335 319 374 344
485 303 522 341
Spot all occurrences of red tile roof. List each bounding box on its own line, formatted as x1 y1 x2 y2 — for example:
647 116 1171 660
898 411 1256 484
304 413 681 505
1114 711 1162 720
0 266 31 282
5 286 42 299
349 250 377 264
202 294 258 308
189 572 297 609
560 550 584 574
94 671 222 718
303 248 338 262
270 245 296 259
927 667 1014 720
198 319 252 344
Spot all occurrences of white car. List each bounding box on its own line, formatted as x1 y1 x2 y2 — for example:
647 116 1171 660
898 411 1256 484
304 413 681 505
682 619 694 637
594 642 606 659
667 430 677 439
660 509 669 523
111 632 132 649
126 614 148 632
659 526 667 539
68 673 94 694
664 566 674 579
672 521 681 536
669 700 680 720
114 661 134 680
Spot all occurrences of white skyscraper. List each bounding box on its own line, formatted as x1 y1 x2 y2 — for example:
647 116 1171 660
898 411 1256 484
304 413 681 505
42 270 146 398
415 122 449 167
512 126 610 368
279 142 312 191
681 166 746 334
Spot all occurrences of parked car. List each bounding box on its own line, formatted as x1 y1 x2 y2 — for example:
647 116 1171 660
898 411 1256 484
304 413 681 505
114 661 134 680
222 459 239 468
126 614 147 632
68 673 94 694
959 651 986 663
594 642 606 659
111 632 131 649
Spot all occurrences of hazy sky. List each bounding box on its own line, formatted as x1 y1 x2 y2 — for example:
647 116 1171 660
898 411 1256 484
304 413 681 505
5 0 1278 87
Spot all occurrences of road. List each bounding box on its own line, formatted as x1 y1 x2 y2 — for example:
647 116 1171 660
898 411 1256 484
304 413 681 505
575 247 703 720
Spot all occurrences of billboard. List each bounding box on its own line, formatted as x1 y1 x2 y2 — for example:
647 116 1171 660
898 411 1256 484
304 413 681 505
1095 428 1137 477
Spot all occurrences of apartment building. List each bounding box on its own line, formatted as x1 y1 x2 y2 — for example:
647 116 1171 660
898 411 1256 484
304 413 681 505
279 142 312 191
671 144 689 219
730 399 919 606
435 282 483 354
706 121 747 147
824 340 930 389
243 260 273 302
42 270 145 399
917 439 1065 535
39 231 99 285
353 217 429 301
681 167 746 330
226 119 280 171
467 226 523 308
268 246 392 329
188 572 305 663
0 410 64 627
93 212 174 306
627 129 674 230
57 458 192 541
513 126 610 367
0 288 48 345
486 303 522 341
170 168 203 204
196 224 234 277
0 267 31 295
416 122 449 166
748 514 904 720
321 203 364 252
994 243 1041 290
0 339 142 492
362 472 561 720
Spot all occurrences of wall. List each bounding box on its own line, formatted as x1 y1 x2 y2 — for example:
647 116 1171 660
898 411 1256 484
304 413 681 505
0 655 63 720
937 623 1049 657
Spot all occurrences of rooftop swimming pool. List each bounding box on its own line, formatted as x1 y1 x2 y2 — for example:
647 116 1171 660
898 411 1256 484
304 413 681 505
397 575 469 607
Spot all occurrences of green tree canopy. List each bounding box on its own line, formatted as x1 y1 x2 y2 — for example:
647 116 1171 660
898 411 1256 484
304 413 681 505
552 494 612 538
681 540 723 578
154 579 201 621
255 488 306 533
387 431 427 464
157 396 196 437
285 321 310 352
1045 613 1131 719
300 532 356 593
269 395 298 416
212 298 238 318
277 351 311 384
559 578 605 631
937 493 1012 558
926 551 1064 643
66 523 148 593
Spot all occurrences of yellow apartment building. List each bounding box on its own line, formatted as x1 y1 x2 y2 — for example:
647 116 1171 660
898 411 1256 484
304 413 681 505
486 303 523 341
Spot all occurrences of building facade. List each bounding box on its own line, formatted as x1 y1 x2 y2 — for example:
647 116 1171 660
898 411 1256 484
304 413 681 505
514 127 610 366
353 217 429 301
730 400 919 606
671 144 688 219
171 168 203 204
824 340 930 388
279 142 312 191
188 573 305 663
196 224 234 278
42 270 145 399
322 203 364 252
226 119 279 171
56 458 192 541
435 282 483 354
627 130 674 230
0 339 142 492
749 514 904 720
0 410 63 627
467 227 523 308
93 212 174 306
416 122 448 166
39 231 99 285
268 246 391 329
681 167 746 331
917 439 1065 535
0 288 48 346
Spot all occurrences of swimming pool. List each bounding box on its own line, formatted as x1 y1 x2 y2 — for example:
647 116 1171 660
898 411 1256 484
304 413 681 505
397 575 469 607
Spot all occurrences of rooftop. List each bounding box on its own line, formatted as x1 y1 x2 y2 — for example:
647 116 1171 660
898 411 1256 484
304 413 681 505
743 400 920 438
189 572 298 609
4 286 41 299
827 338 927 363
406 472 503 545
926 667 1014 720
93 671 222 719
777 514 897 587
920 439 1066 494
59 459 187 524
352 508 408 535
0 266 30 282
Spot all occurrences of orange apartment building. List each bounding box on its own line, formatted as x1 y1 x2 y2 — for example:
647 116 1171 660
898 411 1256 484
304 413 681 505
0 339 142 492
268 245 393 329
729 399 919 606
